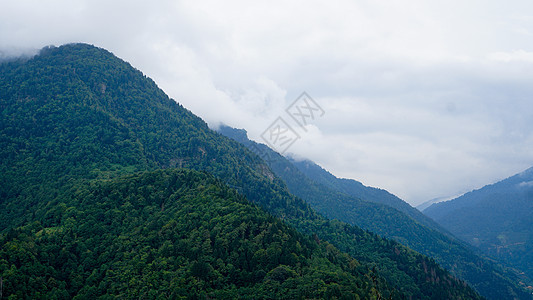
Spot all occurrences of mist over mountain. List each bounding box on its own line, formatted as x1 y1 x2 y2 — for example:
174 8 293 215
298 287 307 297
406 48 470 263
417 197 452 212
218 125 533 299
0 43 489 299
0 46 38 63
424 167 533 283
288 157 445 231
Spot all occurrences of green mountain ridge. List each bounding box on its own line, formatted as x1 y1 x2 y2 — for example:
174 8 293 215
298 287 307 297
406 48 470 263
287 157 448 233
424 167 533 284
0 43 482 298
218 125 533 299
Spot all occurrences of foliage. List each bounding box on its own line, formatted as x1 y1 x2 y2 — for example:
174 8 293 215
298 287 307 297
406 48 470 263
219 125 533 300
0 43 482 299
1 169 396 299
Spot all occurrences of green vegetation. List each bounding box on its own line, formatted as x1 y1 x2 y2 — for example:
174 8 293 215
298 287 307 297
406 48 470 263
0 43 482 299
219 125 533 299
1 169 393 298
288 157 444 231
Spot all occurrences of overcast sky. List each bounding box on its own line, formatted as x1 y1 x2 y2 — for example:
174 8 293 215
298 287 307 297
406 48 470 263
3 0 533 205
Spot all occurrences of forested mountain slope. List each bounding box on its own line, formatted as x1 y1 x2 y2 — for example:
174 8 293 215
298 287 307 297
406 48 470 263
1 169 401 298
219 125 533 299
289 157 445 232
0 43 486 298
424 167 533 282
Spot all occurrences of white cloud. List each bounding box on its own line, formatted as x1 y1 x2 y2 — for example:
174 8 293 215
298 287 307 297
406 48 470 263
2 0 533 205
518 181 533 188
488 50 533 63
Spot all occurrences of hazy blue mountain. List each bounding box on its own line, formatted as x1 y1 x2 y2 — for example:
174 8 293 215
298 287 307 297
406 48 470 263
0 43 484 299
218 125 533 299
417 197 451 211
424 167 533 282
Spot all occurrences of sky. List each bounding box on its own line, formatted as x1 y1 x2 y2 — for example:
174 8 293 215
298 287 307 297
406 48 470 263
2 0 533 205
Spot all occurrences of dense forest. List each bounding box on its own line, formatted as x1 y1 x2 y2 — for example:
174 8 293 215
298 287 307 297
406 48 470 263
1 169 399 298
218 125 533 299
0 43 486 298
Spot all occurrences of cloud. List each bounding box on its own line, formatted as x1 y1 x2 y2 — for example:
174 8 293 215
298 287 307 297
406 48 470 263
2 0 533 205
488 50 533 63
518 181 533 188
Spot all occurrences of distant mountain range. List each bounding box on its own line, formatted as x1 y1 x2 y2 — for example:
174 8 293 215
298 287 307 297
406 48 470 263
218 125 533 299
416 196 456 212
424 167 533 284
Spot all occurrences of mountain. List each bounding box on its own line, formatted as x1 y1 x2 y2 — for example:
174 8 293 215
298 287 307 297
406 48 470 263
1 169 397 298
424 167 533 283
0 43 482 298
417 197 451 212
288 157 447 233
219 125 533 299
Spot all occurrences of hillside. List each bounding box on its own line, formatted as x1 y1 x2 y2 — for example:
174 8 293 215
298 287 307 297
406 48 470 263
289 158 446 232
219 125 533 299
424 167 533 282
0 43 483 298
1 169 399 298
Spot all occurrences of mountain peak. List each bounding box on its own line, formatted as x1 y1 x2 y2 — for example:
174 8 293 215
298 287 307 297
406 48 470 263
0 44 518 300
